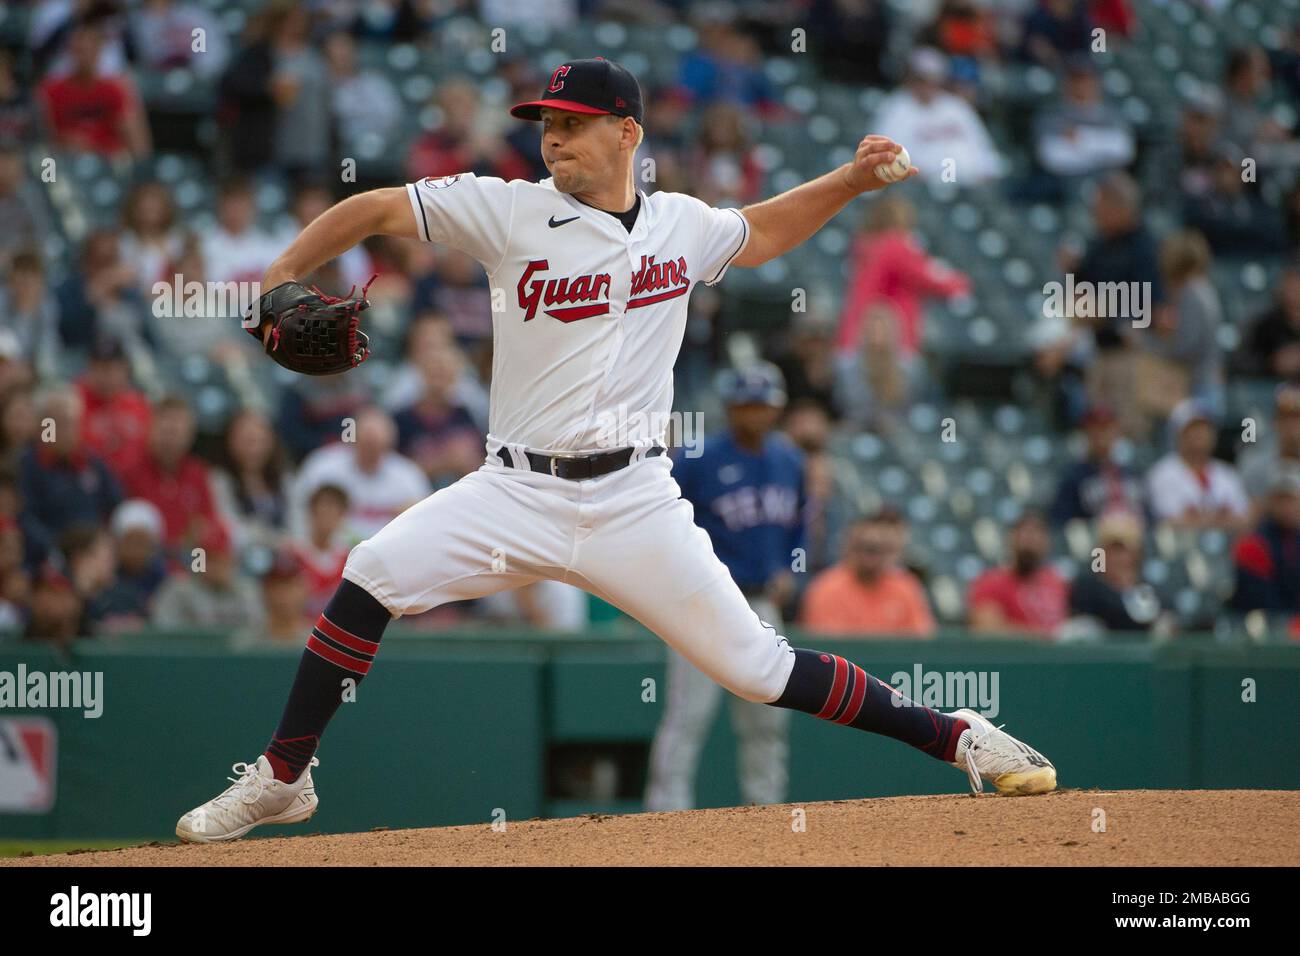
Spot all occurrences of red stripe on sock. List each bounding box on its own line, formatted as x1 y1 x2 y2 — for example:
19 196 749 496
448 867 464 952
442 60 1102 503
315 614 380 656
269 735 317 756
816 655 849 719
943 719 969 763
835 665 869 724
263 751 296 783
306 634 372 675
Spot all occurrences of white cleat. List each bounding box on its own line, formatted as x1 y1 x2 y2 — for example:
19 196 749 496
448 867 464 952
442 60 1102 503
948 708 1057 796
176 755 319 843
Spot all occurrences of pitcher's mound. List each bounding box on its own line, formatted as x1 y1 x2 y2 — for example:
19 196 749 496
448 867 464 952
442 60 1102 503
8 789 1297 866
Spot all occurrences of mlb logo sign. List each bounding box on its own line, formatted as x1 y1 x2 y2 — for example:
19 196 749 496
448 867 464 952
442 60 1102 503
0 718 57 813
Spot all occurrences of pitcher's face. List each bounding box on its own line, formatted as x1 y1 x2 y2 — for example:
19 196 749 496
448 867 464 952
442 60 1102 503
540 108 625 195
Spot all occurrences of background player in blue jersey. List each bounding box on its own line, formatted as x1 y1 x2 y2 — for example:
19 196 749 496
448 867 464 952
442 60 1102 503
645 362 806 809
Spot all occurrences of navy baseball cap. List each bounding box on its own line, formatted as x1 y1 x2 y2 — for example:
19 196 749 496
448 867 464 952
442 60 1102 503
510 57 644 126
719 363 787 408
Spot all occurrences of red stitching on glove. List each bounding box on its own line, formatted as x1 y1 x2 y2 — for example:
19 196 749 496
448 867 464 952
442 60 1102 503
308 283 346 305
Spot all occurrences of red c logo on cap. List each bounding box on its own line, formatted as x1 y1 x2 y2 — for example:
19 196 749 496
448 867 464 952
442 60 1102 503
547 65 570 93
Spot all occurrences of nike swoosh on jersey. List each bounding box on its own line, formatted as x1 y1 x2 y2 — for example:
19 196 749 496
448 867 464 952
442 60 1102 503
548 215 580 228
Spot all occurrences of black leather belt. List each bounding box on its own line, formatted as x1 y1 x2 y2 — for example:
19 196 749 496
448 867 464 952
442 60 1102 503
504 445 665 480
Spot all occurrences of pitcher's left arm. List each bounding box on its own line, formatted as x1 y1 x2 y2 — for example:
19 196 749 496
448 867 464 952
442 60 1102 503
733 135 917 269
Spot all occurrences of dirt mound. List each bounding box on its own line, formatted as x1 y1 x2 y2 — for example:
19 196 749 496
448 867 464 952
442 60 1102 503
6 790 1296 866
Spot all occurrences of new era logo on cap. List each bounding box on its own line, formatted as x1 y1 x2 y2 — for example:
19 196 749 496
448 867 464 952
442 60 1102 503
510 57 644 126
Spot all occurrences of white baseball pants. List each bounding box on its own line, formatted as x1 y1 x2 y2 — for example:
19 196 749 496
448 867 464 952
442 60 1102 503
342 450 797 704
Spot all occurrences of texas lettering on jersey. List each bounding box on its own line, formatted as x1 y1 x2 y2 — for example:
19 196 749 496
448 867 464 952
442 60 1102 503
713 484 800 533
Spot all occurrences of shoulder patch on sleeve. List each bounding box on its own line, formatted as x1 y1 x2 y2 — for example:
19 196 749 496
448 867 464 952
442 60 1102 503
420 173 465 190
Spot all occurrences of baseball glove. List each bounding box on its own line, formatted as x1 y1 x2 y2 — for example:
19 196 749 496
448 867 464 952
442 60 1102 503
245 279 374 376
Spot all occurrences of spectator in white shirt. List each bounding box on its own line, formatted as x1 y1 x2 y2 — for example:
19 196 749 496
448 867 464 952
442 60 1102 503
201 179 283 286
1032 56 1135 195
130 0 230 80
873 47 1004 185
291 406 431 544
1147 399 1250 531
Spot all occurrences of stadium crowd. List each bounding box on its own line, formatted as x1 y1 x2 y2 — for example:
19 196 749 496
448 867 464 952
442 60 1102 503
1 0 1298 647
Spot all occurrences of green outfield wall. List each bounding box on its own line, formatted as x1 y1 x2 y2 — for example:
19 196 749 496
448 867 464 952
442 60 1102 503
0 631 1296 841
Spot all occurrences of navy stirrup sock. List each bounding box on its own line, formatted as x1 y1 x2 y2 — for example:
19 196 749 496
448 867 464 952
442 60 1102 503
263 579 392 782
772 649 968 762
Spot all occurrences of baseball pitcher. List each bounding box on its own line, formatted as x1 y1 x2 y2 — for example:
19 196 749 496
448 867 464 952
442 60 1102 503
177 58 1056 843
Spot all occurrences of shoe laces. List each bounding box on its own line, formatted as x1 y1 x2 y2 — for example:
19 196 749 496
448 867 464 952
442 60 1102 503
214 761 267 809
961 720 1006 794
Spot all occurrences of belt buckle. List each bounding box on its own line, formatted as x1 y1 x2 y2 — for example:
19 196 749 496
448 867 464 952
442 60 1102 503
546 451 584 478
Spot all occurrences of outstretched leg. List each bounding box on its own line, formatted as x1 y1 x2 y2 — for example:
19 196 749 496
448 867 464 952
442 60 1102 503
770 649 965 761
768 648 1054 795
575 457 1057 797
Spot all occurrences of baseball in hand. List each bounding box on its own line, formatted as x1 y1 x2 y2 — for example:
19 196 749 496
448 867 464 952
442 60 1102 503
874 146 911 184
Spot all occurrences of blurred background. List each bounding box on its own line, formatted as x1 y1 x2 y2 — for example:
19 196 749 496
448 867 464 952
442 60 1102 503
0 0 1299 844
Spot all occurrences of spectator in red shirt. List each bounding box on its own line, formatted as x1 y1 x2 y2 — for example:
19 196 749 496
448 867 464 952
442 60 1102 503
291 484 350 619
1090 0 1135 38
120 396 219 556
968 511 1069 639
76 336 152 479
837 195 969 360
37 19 150 160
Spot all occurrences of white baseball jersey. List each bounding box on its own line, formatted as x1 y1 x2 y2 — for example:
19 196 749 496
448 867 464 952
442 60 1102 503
404 173 750 455
341 171 795 712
